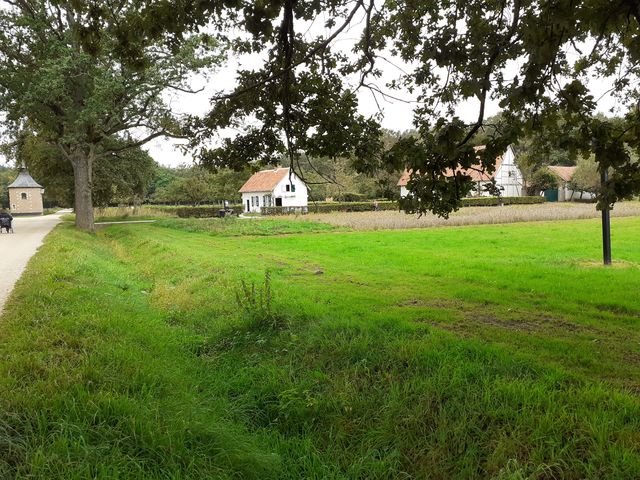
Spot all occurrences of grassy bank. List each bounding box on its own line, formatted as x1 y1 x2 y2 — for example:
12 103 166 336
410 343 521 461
1 217 639 478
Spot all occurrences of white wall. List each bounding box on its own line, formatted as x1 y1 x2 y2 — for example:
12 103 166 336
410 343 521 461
494 146 523 197
273 172 308 208
399 146 524 199
559 185 595 202
241 171 309 213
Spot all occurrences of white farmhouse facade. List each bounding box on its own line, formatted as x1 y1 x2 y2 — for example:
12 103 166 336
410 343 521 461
398 145 524 198
548 166 596 202
239 167 308 213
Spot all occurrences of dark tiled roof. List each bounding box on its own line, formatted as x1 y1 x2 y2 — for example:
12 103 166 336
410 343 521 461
8 167 43 189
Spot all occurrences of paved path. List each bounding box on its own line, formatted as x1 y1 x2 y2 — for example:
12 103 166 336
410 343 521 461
0 211 69 313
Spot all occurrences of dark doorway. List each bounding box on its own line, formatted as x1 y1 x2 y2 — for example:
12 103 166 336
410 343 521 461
246 200 250 211
275 197 282 207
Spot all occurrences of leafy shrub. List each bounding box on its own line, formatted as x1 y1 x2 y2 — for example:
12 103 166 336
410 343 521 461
531 168 561 192
460 196 545 206
263 201 398 215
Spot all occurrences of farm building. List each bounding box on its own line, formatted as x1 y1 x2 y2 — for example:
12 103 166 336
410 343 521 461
398 145 523 198
548 166 596 202
8 163 44 215
239 167 308 213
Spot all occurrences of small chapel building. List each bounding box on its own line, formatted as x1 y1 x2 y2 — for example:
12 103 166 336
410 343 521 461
8 163 44 216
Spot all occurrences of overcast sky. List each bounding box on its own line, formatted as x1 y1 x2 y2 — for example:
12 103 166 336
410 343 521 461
143 30 621 168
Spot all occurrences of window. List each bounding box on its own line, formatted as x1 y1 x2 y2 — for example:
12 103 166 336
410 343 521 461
285 184 291 192
251 196 254 207
291 184 296 193
21 192 27 200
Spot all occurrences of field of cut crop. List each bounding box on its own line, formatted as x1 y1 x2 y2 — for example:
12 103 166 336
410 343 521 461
1 215 639 479
305 200 640 230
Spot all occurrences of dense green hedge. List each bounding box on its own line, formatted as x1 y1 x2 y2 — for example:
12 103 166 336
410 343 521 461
151 205 242 218
262 196 545 215
460 196 545 206
147 197 544 217
262 201 398 215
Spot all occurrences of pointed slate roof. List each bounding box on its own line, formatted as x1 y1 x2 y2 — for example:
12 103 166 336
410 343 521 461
8 163 43 189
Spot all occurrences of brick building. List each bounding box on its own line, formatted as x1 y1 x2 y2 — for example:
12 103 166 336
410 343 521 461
8 163 44 215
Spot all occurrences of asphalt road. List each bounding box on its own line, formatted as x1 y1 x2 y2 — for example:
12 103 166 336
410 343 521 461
0 211 68 313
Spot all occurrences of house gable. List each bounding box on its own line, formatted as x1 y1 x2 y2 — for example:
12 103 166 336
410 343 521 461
398 145 523 197
239 168 290 193
240 167 308 212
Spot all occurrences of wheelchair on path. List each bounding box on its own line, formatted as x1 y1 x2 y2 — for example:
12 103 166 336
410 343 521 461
0 215 14 234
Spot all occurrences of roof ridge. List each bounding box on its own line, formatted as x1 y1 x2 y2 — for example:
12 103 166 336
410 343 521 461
238 167 291 193
8 168 43 189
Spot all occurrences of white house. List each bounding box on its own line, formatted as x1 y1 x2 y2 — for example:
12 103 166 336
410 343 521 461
548 166 596 202
239 167 308 213
398 145 524 198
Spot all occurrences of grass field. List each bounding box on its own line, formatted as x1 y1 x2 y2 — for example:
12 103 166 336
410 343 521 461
1 216 640 478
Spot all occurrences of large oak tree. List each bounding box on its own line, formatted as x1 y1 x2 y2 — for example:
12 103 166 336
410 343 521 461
6 131 157 208
0 0 218 231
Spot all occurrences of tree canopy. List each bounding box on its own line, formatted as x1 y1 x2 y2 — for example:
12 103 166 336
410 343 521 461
0 165 14 209
0 0 219 230
179 0 640 217
151 166 251 206
11 133 157 208
570 156 601 197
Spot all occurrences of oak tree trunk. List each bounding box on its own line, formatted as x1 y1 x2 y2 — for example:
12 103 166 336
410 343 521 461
70 149 95 232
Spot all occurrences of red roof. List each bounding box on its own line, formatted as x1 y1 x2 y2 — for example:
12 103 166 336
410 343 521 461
397 147 503 186
548 166 576 183
239 167 290 193
397 170 412 187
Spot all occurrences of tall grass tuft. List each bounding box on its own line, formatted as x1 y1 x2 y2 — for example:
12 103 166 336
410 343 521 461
95 206 174 219
235 270 283 330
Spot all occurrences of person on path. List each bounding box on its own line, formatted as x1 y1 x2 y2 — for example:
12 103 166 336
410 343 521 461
0 210 13 233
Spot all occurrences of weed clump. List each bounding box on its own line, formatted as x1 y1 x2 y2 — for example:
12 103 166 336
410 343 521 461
235 271 284 330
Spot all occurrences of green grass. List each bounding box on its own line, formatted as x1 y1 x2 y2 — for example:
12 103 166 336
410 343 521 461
1 216 640 478
61 214 161 223
154 216 337 236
